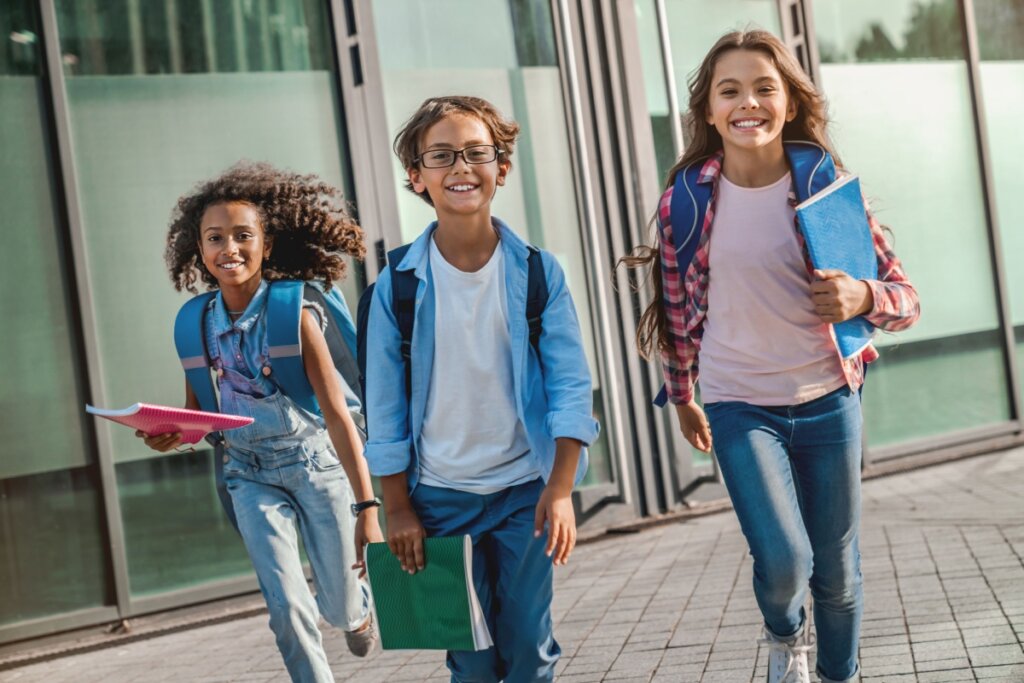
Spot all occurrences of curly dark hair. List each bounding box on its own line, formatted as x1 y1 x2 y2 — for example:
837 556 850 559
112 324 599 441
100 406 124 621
166 161 365 294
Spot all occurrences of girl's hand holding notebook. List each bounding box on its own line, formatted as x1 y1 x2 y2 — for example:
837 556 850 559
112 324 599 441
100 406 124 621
86 402 253 449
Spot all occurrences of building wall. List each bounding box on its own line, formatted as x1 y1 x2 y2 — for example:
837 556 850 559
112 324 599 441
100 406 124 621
1 0 1020 643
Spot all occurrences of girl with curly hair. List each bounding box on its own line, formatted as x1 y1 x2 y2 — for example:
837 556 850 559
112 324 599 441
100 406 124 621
139 162 381 682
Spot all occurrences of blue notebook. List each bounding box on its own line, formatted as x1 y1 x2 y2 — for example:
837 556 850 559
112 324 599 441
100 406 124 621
795 174 878 359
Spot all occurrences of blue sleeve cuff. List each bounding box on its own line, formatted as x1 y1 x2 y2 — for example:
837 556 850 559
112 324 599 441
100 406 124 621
546 410 600 447
365 438 413 477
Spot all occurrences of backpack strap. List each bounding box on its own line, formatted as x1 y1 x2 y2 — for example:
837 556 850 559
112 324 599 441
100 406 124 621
668 159 713 282
173 291 238 533
388 244 417 399
302 284 361 397
173 292 219 413
265 280 319 415
654 161 713 407
784 141 836 203
525 247 548 358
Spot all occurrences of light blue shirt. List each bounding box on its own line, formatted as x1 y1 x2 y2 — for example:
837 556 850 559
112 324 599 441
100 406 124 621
364 218 600 490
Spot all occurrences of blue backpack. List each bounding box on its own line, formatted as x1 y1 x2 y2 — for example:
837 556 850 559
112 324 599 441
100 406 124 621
173 281 361 530
354 243 550 425
653 140 837 406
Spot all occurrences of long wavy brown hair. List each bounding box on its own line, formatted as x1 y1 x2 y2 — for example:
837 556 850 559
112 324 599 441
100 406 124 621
166 162 365 294
622 29 840 360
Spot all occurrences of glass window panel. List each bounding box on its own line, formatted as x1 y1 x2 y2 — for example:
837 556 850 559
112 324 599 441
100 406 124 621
371 0 613 487
55 0 357 596
814 0 1012 446
634 0 782 181
0 1 110 626
632 1 781 469
976 0 1024 407
0 470 111 625
663 0 781 94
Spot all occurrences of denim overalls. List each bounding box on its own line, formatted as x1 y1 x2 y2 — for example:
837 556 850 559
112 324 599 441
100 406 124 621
207 282 368 683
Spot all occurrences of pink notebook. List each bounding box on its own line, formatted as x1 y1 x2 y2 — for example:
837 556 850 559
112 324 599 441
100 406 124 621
86 403 253 444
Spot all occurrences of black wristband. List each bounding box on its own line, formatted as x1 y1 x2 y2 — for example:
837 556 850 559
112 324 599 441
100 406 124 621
350 497 382 517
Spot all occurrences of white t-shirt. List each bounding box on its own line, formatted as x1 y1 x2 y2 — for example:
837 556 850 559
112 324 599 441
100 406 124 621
418 236 536 493
699 172 846 406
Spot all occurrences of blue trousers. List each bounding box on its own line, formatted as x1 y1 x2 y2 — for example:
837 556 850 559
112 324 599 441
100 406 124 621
410 478 560 683
705 385 863 683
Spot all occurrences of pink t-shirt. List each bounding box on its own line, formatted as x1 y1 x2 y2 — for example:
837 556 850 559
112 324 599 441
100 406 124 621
699 172 846 406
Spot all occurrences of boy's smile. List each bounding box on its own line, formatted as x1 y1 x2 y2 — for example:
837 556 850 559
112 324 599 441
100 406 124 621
408 113 507 222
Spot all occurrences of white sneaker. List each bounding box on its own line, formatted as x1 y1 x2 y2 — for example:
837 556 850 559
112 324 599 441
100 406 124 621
344 613 378 657
759 625 812 683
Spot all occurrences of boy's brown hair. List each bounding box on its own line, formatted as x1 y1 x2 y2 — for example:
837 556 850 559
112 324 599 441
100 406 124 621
393 95 520 206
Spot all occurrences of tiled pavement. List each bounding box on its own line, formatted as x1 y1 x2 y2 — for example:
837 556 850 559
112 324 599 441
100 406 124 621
3 448 1022 682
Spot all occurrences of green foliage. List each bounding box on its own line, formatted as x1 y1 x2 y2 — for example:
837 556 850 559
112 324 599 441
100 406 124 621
828 0 1024 63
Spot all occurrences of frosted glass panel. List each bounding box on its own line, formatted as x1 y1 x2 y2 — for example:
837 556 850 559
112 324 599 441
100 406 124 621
67 73 351 464
0 0 110 627
56 0 354 596
0 78 92 478
815 0 1012 446
664 0 781 89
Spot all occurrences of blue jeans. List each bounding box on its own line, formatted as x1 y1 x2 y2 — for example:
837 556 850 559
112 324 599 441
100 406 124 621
410 478 560 683
225 447 369 683
705 386 863 683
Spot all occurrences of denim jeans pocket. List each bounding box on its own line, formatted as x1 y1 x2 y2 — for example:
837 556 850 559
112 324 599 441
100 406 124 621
307 447 343 473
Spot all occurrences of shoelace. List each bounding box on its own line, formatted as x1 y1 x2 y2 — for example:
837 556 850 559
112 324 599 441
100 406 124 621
758 634 813 682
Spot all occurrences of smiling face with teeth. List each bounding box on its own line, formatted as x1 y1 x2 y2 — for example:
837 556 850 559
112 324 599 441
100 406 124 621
705 48 797 160
198 201 273 296
407 112 509 226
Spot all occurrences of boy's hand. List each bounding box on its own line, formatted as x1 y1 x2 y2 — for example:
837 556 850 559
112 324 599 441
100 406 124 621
674 402 712 452
134 430 183 452
386 506 426 574
534 484 576 566
812 269 874 323
352 510 384 579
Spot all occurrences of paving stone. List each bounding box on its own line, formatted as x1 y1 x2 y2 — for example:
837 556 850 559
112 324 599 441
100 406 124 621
4 450 1024 682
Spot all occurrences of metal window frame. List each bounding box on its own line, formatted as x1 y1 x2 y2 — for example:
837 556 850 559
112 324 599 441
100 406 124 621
554 0 664 522
958 0 1023 425
37 0 134 624
330 0 402 281
1 0 382 646
777 0 819 81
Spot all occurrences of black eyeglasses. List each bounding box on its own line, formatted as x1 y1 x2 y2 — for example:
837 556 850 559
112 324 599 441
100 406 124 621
414 144 502 168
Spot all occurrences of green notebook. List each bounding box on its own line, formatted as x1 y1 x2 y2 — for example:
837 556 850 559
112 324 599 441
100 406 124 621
365 535 492 651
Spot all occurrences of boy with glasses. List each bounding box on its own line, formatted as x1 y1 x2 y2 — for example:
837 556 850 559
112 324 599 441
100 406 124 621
363 95 599 682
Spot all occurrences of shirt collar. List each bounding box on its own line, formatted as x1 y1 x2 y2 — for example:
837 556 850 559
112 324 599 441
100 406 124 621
697 152 724 185
210 279 269 336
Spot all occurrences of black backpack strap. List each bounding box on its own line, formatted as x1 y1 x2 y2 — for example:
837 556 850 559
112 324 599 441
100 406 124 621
525 247 549 358
388 244 417 400
355 282 377 407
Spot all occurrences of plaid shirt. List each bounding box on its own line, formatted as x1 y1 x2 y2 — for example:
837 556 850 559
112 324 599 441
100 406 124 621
658 152 921 405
